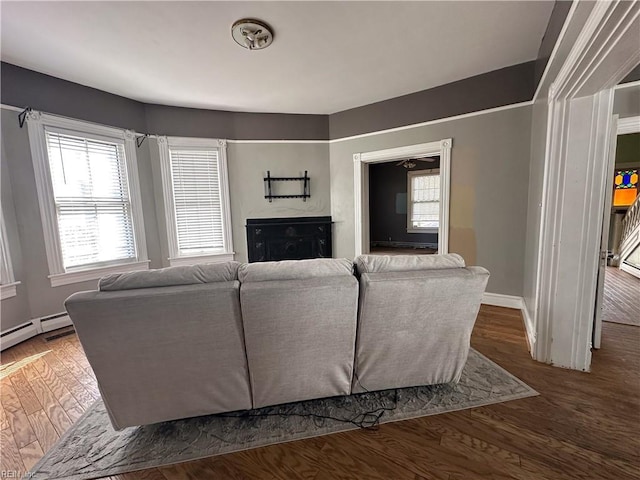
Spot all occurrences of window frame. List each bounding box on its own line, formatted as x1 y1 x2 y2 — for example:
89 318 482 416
26 111 149 287
0 210 19 300
157 136 234 266
407 168 441 234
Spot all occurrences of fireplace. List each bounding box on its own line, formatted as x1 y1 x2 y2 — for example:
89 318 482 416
246 216 332 262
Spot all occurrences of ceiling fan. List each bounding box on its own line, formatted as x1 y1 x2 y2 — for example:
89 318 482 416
396 156 437 169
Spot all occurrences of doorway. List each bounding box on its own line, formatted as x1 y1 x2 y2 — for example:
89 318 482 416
368 157 440 256
353 139 451 257
598 126 640 335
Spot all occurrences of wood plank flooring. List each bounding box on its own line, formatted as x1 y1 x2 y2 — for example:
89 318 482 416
1 307 638 480
603 266 640 326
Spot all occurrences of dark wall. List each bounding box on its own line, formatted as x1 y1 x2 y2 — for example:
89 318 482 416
3 61 535 141
621 63 640 84
144 104 328 140
534 1 573 89
369 158 440 246
616 133 640 166
1 62 329 140
329 62 535 139
1 62 147 132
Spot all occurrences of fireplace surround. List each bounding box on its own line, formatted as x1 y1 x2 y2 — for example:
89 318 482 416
246 216 332 262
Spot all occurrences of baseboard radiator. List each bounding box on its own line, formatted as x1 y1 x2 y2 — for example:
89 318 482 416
0 312 73 351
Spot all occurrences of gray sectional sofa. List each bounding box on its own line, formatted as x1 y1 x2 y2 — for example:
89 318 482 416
65 254 489 430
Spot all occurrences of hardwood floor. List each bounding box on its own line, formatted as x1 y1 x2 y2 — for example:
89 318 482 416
603 266 640 326
1 306 638 479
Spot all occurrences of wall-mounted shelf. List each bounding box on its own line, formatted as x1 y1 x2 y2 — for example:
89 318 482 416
264 170 310 202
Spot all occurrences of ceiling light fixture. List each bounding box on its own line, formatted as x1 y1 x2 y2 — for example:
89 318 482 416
396 157 437 169
397 159 417 169
231 19 274 51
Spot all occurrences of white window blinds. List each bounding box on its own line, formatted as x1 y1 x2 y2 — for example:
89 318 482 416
46 130 137 269
410 172 440 229
169 148 224 255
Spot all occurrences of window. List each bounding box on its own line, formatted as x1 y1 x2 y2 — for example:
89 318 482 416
27 111 148 286
407 169 440 232
613 169 639 207
0 211 18 300
158 137 233 266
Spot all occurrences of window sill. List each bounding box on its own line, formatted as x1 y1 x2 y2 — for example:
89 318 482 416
169 253 235 267
407 228 439 234
0 281 20 300
48 261 150 287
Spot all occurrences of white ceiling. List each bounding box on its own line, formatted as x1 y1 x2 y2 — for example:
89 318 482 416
1 1 554 115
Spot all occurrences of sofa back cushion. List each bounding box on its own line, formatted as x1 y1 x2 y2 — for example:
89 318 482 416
66 281 252 429
99 262 240 291
238 258 353 283
354 253 465 274
352 265 489 394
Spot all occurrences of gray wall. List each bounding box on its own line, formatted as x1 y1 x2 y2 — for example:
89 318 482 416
522 99 548 327
226 143 331 263
147 139 332 265
0 107 163 330
1 133 31 330
330 105 533 296
0 108 331 329
369 159 439 246
613 85 640 118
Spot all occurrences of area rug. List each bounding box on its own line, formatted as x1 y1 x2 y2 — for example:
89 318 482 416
29 349 538 480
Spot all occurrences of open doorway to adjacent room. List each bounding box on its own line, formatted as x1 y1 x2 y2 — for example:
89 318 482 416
592 113 640 352
353 139 451 257
368 156 440 255
602 130 640 328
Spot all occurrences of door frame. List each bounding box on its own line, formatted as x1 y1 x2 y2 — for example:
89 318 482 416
533 1 640 370
353 139 452 256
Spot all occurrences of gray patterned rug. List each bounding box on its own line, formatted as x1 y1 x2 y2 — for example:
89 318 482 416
29 349 537 480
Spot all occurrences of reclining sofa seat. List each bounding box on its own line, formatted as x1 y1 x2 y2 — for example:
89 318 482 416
64 254 488 430
65 262 252 430
238 258 359 408
352 254 490 393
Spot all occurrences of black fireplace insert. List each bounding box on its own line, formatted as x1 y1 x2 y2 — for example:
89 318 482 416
246 216 332 262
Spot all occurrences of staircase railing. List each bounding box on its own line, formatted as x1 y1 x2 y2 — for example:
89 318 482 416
619 192 640 262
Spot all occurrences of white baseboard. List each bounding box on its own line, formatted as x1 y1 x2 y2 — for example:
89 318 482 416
481 292 524 309
1 312 73 351
482 293 537 355
39 314 72 333
0 321 39 351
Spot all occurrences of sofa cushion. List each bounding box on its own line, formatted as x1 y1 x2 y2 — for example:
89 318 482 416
354 253 465 274
238 258 353 283
99 262 240 291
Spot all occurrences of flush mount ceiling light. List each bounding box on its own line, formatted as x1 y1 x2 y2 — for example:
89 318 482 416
231 19 274 51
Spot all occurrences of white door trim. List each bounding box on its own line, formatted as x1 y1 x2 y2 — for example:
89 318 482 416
534 1 640 371
353 139 451 256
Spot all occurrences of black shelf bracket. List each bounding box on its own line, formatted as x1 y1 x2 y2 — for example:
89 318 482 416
18 107 32 128
264 170 310 202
